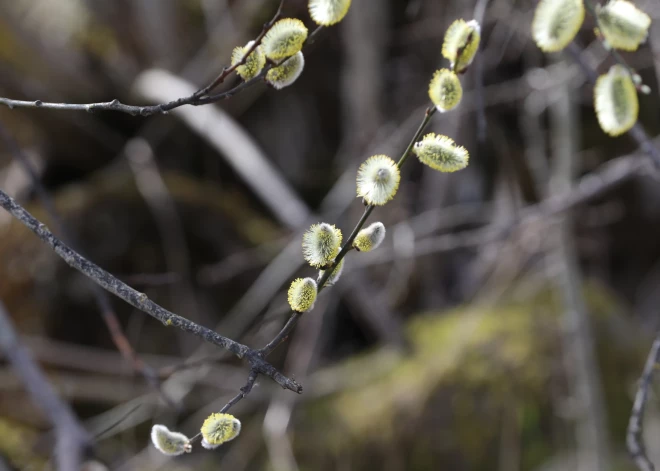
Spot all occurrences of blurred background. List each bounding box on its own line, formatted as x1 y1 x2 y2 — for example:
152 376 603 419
1 0 660 469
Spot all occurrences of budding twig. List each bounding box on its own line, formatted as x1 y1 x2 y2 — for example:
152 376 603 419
259 104 438 358
194 0 285 97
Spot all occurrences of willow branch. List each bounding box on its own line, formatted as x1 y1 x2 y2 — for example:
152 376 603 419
259 105 438 357
627 333 660 471
0 8 325 117
0 189 301 394
193 0 284 97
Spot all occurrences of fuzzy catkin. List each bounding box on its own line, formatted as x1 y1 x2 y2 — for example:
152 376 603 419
532 0 585 52
200 413 242 447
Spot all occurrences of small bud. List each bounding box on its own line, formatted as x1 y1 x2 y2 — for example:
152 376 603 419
302 223 343 268
200 413 242 448
428 69 463 112
596 0 651 51
318 258 345 287
288 277 318 312
532 0 585 52
442 19 481 73
309 0 352 26
356 155 401 206
632 74 642 85
594 65 639 136
353 222 386 252
640 84 651 95
412 133 469 172
262 18 308 61
150 424 191 456
266 52 305 89
231 41 266 81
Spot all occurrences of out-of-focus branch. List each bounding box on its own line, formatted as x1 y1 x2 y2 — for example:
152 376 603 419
549 62 609 471
627 333 660 471
0 188 302 394
132 69 310 230
0 299 93 471
0 121 173 406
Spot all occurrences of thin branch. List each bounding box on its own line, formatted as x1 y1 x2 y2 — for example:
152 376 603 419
0 300 93 470
0 71 267 116
627 333 660 471
0 6 325 118
0 189 302 394
0 121 173 406
259 105 438 358
188 370 259 444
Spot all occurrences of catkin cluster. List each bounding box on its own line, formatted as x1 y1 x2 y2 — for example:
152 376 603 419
286 17 479 312
531 0 651 136
150 1 353 457
151 2 481 459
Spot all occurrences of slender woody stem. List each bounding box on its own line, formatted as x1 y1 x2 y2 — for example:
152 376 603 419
0 6 324 117
627 333 660 471
259 104 438 357
0 189 301 393
0 122 173 406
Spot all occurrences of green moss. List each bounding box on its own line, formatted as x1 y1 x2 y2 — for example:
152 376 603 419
296 282 646 471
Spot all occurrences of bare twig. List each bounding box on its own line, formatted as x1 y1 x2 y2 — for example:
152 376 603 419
0 300 93 470
0 189 301 394
0 71 267 116
627 333 660 471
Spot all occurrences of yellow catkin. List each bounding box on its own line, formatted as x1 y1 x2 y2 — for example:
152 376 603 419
594 65 639 136
356 155 401 206
200 413 241 447
309 0 352 26
266 52 305 89
428 69 463 112
596 0 651 51
150 425 190 456
302 223 342 268
318 258 345 286
262 18 308 61
412 133 469 173
352 222 386 252
442 19 481 73
532 0 585 52
288 277 318 312
231 41 266 81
